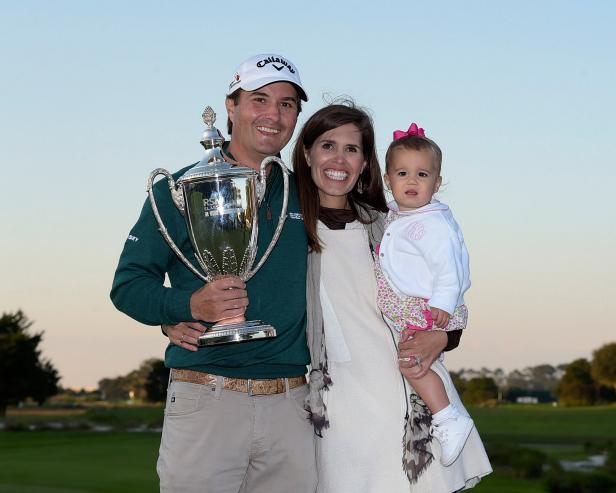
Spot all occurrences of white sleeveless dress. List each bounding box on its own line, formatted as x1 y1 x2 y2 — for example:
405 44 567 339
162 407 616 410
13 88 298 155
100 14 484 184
317 221 410 493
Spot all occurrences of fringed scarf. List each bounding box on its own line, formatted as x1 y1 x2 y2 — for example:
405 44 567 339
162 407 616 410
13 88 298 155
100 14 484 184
403 391 435 482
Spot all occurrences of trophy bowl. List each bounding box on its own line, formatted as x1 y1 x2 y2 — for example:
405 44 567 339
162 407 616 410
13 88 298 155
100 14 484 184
146 106 289 346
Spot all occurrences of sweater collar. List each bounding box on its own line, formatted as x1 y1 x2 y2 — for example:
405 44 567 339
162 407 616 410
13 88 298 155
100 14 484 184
387 198 449 216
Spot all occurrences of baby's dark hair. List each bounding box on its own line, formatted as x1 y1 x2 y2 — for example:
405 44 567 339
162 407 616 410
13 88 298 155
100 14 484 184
385 135 443 175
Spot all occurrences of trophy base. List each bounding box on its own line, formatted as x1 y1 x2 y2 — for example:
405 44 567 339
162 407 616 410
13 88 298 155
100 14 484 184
197 320 277 347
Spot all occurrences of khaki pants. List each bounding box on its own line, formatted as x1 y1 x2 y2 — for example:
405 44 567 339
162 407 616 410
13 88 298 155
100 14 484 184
157 377 317 493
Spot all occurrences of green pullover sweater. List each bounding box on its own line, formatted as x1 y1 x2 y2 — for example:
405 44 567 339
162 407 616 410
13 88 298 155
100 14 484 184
110 158 309 378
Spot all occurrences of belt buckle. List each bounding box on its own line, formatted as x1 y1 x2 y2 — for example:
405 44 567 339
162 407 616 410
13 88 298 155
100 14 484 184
247 377 287 395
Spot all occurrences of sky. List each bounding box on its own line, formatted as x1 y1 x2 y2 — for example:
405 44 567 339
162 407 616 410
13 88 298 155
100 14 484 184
1 1 615 389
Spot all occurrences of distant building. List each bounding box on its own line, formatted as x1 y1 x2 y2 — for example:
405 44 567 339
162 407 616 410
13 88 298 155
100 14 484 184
516 396 539 404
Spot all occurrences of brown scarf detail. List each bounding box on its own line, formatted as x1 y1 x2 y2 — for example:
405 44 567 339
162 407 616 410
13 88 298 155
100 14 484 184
318 207 357 230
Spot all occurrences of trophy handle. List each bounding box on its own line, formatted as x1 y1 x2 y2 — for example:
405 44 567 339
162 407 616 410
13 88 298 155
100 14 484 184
147 168 210 283
244 156 290 282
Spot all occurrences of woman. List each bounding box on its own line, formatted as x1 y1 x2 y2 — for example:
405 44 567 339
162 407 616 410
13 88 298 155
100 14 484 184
294 103 491 492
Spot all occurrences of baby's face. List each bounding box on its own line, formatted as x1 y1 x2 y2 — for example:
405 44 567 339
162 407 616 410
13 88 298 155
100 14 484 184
384 148 441 211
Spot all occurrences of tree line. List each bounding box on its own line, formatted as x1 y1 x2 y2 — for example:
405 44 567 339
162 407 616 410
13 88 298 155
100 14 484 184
1 309 615 412
92 342 616 406
0 311 59 417
452 343 616 405
0 310 168 416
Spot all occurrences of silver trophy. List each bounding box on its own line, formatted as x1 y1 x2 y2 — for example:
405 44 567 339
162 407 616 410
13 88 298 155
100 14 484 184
146 106 290 346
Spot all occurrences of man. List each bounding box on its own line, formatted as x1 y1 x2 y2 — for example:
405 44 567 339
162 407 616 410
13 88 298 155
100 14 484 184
110 54 316 493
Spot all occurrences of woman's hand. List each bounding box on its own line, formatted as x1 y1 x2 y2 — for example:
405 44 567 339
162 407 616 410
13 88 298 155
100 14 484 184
162 322 207 352
398 330 447 378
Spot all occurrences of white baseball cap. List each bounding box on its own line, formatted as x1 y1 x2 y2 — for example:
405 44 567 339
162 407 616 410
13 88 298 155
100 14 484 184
227 53 308 102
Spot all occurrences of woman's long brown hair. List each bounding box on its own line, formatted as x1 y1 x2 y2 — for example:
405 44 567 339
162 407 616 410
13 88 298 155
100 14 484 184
292 103 387 252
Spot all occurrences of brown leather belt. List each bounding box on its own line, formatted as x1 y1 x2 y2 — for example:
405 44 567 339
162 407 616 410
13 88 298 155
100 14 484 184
170 368 306 396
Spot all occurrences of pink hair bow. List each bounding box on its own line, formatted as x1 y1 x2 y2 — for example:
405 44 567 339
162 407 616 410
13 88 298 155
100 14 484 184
393 122 426 141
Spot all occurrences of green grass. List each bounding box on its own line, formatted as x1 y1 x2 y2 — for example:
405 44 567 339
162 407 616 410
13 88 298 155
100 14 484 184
468 404 616 444
84 406 163 429
530 443 589 461
0 432 159 493
2 404 615 492
4 406 164 431
471 472 545 493
0 432 541 493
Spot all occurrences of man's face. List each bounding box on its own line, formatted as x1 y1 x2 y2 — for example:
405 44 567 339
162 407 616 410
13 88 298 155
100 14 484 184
225 82 299 165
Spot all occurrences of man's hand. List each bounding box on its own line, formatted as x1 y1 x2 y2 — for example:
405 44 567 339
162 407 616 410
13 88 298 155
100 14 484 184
190 275 248 323
162 322 207 352
398 330 447 379
430 306 451 329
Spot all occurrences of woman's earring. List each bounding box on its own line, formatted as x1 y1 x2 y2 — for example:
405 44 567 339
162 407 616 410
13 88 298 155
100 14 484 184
356 177 364 194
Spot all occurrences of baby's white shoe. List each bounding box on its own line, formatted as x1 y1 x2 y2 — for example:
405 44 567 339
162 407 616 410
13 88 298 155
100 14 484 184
430 407 474 466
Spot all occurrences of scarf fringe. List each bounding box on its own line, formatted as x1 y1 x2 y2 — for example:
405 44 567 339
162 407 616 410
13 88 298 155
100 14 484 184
305 366 332 437
402 390 434 482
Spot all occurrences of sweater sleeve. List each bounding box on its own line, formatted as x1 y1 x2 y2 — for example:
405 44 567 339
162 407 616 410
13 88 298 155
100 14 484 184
110 183 195 326
412 217 463 315
444 329 462 351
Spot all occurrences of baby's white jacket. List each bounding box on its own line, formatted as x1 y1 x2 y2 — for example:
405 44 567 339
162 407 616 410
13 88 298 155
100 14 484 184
379 199 470 316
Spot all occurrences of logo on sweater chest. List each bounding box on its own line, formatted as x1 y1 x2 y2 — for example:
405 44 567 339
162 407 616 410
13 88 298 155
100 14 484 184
408 222 425 241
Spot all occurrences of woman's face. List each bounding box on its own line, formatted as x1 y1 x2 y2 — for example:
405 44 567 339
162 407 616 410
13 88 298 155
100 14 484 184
305 123 366 209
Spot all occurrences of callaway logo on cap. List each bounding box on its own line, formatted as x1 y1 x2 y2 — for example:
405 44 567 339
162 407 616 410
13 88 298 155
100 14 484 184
227 53 308 101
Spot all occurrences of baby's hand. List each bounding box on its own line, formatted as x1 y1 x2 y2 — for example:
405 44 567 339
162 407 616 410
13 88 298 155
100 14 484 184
430 307 451 329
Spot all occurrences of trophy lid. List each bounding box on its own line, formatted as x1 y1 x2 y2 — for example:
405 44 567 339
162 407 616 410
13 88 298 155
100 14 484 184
178 106 256 183
199 106 224 148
